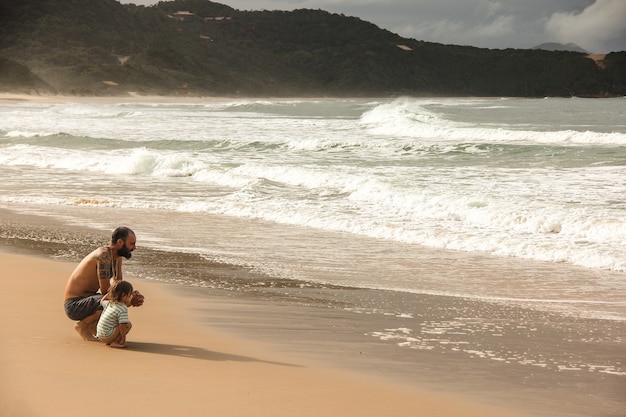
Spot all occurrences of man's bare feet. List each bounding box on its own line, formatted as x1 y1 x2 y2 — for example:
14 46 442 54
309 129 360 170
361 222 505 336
74 321 98 341
108 342 128 349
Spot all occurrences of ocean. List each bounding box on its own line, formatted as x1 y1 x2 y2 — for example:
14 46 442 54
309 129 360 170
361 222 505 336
1 96 625 416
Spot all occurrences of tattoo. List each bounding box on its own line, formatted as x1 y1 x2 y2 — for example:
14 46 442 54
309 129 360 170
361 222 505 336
97 248 115 280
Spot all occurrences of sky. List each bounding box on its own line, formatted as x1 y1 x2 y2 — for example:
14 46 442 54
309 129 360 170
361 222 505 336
120 0 626 53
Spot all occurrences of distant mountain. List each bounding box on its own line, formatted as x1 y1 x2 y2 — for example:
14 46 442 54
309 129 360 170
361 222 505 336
0 0 624 97
532 43 589 54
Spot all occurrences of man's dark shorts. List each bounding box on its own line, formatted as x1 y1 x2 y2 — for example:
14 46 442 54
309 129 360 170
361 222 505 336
64 295 104 321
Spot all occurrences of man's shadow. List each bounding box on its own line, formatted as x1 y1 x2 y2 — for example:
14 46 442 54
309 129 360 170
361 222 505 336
127 341 301 368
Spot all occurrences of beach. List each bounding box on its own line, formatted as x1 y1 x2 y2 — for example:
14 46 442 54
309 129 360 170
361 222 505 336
1 216 624 417
1 93 625 417
0 248 531 417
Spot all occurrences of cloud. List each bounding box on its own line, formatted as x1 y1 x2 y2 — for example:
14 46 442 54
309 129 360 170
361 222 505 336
546 0 626 52
398 13 518 49
475 14 515 38
483 0 504 18
399 19 465 46
120 0 625 52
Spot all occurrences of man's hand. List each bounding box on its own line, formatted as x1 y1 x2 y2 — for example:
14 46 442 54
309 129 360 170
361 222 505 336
130 290 145 307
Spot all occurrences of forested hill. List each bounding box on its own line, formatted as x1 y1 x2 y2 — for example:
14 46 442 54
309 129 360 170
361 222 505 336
0 0 624 97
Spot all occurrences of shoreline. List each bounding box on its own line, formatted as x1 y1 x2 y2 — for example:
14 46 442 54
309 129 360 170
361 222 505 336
0 92 248 104
1 212 625 416
0 92 372 104
2 92 624 105
0 248 532 417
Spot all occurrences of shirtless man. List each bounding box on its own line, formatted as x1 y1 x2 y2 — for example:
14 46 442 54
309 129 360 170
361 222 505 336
64 226 144 340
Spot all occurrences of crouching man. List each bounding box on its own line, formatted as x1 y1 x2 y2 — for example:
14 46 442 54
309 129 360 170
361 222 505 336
63 226 144 341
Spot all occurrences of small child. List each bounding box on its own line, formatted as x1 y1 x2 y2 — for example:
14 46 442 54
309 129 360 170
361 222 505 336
96 280 134 348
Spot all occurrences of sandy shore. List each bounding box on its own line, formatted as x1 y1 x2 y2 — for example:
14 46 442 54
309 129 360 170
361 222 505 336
0 250 529 417
0 92 229 104
0 92 340 104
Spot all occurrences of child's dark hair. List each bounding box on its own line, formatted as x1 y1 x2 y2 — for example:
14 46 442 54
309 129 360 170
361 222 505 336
108 280 134 303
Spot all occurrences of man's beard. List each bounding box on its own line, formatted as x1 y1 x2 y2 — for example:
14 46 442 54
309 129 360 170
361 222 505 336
118 246 132 259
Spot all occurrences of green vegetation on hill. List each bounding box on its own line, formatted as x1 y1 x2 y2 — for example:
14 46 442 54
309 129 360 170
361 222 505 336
0 0 624 97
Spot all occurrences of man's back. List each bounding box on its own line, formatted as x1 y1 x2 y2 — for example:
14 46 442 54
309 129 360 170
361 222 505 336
63 247 106 299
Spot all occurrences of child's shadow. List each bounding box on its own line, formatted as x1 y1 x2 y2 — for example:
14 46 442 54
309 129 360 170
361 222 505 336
127 341 300 368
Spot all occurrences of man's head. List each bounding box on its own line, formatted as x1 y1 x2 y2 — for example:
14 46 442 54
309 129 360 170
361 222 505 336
111 226 136 259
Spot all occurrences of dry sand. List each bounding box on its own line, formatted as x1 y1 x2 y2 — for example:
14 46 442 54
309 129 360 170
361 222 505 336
0 92 222 104
0 250 529 417
0 93 336 104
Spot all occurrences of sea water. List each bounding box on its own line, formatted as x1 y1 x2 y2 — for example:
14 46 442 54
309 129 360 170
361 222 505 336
1 96 625 415
1 97 624 313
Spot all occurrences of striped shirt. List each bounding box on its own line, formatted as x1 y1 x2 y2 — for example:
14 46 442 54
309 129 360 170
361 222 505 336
96 301 129 339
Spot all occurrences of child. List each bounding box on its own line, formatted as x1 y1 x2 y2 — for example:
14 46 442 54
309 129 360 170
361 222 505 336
96 280 134 348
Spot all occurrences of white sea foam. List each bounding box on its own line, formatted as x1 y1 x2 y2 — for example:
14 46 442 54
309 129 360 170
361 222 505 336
360 98 626 146
369 319 624 375
1 97 625 318
5 130 50 138
1 135 624 273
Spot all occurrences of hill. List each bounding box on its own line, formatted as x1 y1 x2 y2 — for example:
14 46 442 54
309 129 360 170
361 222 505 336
0 0 624 97
532 43 589 54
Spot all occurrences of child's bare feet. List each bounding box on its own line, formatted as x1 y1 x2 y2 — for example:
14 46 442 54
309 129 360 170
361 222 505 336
107 342 128 349
74 321 98 341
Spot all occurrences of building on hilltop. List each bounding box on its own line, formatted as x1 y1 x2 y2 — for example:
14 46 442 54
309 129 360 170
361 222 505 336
169 11 195 22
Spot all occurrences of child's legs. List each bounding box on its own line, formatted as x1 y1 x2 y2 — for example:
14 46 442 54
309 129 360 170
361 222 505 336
99 326 121 345
117 322 132 344
101 323 132 346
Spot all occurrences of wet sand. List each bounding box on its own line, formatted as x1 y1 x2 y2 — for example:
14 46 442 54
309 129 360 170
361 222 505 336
177 284 626 417
0 249 535 417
